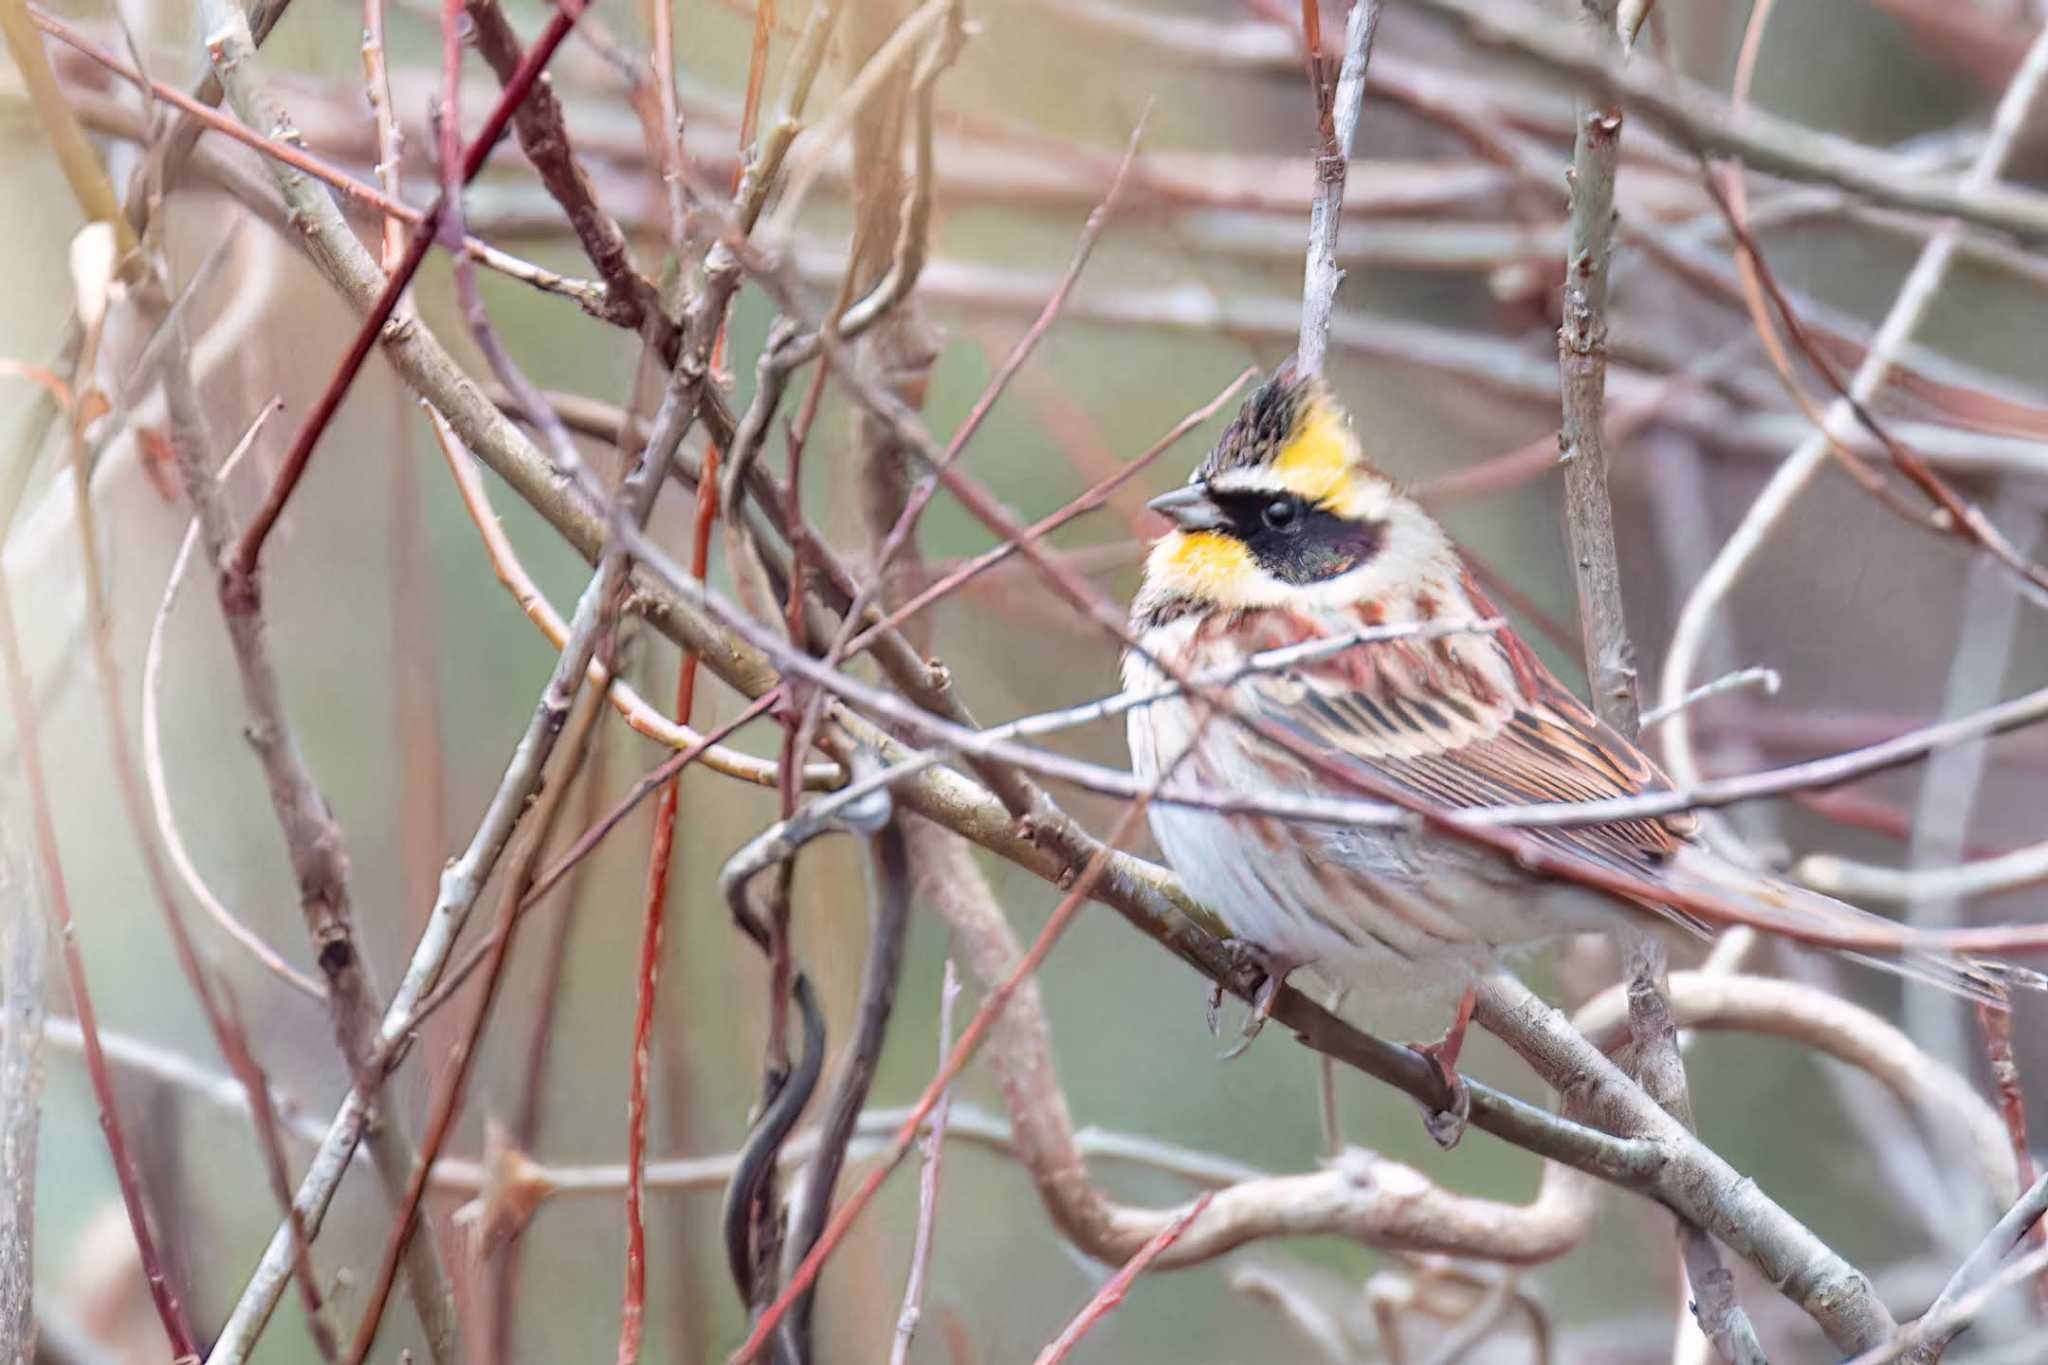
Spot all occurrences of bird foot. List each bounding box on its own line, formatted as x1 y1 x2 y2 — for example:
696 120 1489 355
1412 985 1476 1150
1212 939 1304 1060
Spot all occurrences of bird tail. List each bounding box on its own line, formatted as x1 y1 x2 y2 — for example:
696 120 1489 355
1655 845 2044 1005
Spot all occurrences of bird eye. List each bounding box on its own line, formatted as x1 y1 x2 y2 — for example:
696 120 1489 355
1262 498 1300 531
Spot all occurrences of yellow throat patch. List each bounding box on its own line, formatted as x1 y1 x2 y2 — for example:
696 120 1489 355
1151 530 1255 600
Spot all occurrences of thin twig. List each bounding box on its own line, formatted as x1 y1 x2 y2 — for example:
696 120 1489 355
1409 0 2048 243
0 793 45 1365
1029 1194 1213 1365
0 560 198 1362
1975 996 2043 1306
888 958 959 1365
140 401 325 1001
1659 25 2048 792
213 985 341 1363
341 686 606 1365
213 0 589 584
1296 0 1379 376
1901 1171 2048 1364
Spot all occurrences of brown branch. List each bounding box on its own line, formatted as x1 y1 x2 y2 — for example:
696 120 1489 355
465 0 665 334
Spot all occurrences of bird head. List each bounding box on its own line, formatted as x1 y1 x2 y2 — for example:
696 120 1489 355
1138 364 1454 615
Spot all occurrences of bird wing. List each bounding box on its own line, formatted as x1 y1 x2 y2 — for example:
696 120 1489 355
1226 590 2016 1001
1234 594 1696 888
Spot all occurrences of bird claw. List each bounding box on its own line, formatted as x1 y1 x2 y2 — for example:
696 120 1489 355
1417 1064 1471 1150
1214 940 1300 1061
1413 984 1476 1150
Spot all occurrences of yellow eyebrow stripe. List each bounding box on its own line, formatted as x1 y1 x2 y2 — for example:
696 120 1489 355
1268 399 1361 510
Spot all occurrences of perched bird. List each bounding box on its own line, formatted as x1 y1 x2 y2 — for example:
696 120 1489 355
1123 364 2016 1122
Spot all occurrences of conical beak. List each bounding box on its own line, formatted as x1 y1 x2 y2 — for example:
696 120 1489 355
1146 483 1227 533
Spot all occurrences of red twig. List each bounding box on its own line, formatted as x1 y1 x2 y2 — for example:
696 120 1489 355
1975 996 2045 1307
622 364 729 1365
362 0 405 269
616 645 704 1365
0 565 200 1363
1297 0 1328 122
726 800 1151 1364
618 753 673 1365
739 0 777 151
1029 1193 1213 1365
225 0 591 587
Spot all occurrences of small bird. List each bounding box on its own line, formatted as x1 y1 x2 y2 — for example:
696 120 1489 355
1123 364 2014 1128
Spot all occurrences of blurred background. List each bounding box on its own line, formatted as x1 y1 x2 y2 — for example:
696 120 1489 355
3 0 2047 1361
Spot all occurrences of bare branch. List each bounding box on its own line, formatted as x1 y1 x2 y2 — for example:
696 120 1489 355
1660 25 2048 790
1297 0 1380 376
888 958 959 1365
1902 1172 2048 1363
1410 0 2048 243
0 805 43 1365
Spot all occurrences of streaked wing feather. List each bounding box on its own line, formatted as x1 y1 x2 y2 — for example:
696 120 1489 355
1246 621 1692 884
1237 604 2010 1001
